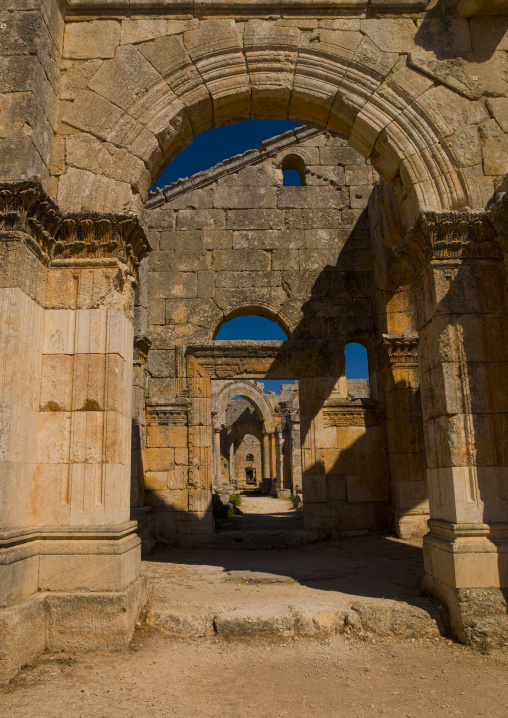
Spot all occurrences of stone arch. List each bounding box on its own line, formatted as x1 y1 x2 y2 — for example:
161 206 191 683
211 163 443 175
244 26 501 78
58 19 490 224
215 380 275 434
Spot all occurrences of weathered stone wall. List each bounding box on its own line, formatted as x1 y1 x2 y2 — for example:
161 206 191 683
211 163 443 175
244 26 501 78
140 128 396 535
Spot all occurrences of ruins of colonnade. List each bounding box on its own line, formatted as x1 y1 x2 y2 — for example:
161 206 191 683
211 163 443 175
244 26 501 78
1 0 508 682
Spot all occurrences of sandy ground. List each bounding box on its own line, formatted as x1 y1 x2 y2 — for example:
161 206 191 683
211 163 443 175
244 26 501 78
2 629 507 717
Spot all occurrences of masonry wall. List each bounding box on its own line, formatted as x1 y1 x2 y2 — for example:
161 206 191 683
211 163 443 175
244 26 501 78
140 129 397 535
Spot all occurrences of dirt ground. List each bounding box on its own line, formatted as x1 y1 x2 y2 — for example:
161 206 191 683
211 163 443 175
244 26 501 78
2 498 507 716
2 629 508 718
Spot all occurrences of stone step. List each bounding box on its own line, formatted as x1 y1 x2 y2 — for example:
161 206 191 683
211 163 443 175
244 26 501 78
145 598 447 640
161 529 330 550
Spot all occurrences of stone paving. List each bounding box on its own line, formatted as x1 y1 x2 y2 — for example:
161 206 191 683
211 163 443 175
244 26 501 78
142 497 446 640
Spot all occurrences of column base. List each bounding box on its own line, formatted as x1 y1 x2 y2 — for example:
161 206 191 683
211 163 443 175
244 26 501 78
423 521 508 646
0 577 147 684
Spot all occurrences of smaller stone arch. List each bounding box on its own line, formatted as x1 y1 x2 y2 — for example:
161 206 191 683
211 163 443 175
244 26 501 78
214 380 275 433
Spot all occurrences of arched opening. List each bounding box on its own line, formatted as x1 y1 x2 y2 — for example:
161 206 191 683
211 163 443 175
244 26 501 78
344 342 370 399
281 154 306 187
283 169 302 187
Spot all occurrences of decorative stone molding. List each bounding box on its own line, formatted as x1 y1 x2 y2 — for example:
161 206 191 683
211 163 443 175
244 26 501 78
323 402 385 428
66 0 429 17
393 210 503 281
146 403 189 426
0 180 150 272
382 335 419 367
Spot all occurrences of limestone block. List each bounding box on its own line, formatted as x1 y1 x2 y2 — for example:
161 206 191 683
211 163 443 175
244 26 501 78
176 209 225 231
183 19 251 126
146 424 187 449
0 595 46 684
165 298 221 329
149 271 197 299
40 354 74 411
120 19 167 45
225 208 284 230
212 250 270 272
60 60 103 101
302 474 326 503
32 463 71 526
347 475 390 503
470 16 508 53
57 167 141 215
451 0 508 17
152 510 177 536
290 30 362 126
139 34 212 135
0 461 37 529
213 181 277 210
188 489 211 512
480 119 508 177
65 134 149 190
37 411 71 464
277 186 345 209
415 18 471 53
146 489 187 511
63 21 121 60
244 20 300 118
487 98 508 134
175 447 189 465
361 19 417 53
175 509 213 535
144 471 168 491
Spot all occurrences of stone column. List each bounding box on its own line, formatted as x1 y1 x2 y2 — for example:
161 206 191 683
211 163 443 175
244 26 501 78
262 431 271 479
274 427 283 491
229 441 235 484
403 207 508 645
299 377 327 530
213 425 222 492
0 180 149 682
381 336 429 538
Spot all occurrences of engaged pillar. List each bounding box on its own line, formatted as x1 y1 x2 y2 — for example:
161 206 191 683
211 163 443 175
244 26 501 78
403 206 508 645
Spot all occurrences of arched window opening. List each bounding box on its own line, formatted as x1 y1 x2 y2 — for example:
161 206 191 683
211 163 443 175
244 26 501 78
281 154 306 187
344 342 370 399
283 169 302 186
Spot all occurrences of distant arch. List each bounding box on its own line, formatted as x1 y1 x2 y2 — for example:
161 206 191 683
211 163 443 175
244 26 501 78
215 380 275 433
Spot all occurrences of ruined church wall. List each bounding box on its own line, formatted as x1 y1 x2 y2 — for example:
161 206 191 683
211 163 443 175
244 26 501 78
140 130 395 536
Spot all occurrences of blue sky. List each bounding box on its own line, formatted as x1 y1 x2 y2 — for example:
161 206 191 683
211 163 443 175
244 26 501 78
154 119 301 188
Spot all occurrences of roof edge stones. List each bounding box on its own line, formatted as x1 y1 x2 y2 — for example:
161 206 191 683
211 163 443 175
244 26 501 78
145 126 323 210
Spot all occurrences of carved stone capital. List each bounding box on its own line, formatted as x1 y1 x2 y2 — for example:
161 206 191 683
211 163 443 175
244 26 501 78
382 334 419 366
393 209 503 281
0 180 150 272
